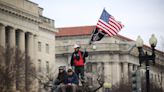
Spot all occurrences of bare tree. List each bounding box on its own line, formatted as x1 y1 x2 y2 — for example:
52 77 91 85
0 46 35 92
0 46 18 92
31 66 58 92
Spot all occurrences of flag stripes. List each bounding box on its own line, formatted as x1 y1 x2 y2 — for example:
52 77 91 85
98 19 118 34
89 9 124 44
96 24 113 36
109 17 123 30
96 9 124 37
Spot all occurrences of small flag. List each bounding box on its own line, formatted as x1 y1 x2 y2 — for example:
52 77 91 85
89 9 124 44
89 28 105 44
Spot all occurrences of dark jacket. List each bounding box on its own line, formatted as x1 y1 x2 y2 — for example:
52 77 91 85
55 71 67 85
71 50 88 66
64 72 79 85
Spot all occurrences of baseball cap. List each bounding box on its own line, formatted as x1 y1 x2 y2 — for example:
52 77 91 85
74 44 80 49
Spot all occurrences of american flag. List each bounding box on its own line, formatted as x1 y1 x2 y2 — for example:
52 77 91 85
89 9 124 44
96 9 124 36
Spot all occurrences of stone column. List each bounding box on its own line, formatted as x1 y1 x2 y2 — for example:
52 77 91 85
134 65 138 71
0 24 6 47
104 62 111 82
112 62 121 84
18 31 25 51
108 63 112 82
97 62 104 92
123 62 129 80
0 24 6 68
33 35 39 92
8 27 15 48
17 30 25 91
92 63 97 84
129 64 133 72
8 27 17 91
33 35 37 66
27 33 34 60
26 33 36 92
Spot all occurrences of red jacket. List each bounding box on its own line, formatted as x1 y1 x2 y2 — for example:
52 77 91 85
71 50 88 66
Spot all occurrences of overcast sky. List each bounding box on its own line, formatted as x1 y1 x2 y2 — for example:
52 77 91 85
31 0 164 50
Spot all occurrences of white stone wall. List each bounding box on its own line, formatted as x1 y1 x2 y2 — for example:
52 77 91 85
36 28 56 73
0 0 56 92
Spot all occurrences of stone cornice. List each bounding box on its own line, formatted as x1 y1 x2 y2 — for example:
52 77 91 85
39 24 57 32
0 2 41 23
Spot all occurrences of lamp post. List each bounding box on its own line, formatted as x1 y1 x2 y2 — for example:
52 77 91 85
136 34 157 92
103 82 112 92
92 45 97 50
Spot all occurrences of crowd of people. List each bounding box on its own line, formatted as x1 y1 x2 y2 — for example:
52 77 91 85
52 44 88 92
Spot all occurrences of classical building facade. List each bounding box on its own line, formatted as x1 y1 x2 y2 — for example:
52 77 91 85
0 0 56 92
56 26 164 91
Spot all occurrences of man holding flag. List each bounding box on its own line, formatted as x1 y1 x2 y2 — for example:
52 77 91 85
70 44 88 85
89 9 124 44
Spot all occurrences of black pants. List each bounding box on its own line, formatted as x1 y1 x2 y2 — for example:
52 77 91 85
75 66 84 80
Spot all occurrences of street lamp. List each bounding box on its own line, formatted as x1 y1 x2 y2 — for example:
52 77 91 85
136 34 157 92
103 82 112 92
92 45 97 50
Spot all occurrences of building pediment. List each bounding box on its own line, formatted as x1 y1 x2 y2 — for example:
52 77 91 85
0 0 39 15
0 0 41 23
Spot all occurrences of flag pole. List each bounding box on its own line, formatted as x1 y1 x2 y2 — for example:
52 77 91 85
88 27 96 45
88 8 104 45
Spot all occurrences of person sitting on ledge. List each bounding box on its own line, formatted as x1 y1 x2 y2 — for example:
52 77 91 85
61 68 79 92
